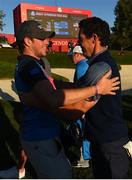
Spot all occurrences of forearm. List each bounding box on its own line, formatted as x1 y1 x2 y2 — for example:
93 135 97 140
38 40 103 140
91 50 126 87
19 91 96 121
35 86 96 108
53 99 97 121
60 86 96 106
54 80 78 89
33 80 97 108
22 71 119 109
54 106 83 121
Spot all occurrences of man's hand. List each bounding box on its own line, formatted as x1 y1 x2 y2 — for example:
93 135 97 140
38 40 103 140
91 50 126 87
97 70 120 95
18 150 27 179
55 99 97 121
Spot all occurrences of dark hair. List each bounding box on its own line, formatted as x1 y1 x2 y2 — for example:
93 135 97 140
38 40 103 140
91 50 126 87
17 41 25 54
79 17 110 46
17 37 34 54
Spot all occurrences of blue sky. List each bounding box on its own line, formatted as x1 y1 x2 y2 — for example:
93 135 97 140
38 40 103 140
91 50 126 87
0 0 118 34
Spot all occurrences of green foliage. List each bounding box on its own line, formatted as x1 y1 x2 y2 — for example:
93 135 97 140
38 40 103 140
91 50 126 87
0 10 5 31
111 0 132 49
0 36 8 43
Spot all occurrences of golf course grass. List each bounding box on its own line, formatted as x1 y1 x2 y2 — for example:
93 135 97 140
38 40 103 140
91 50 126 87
0 48 132 79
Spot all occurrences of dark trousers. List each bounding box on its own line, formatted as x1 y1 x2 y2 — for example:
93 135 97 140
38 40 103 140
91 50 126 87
90 138 129 179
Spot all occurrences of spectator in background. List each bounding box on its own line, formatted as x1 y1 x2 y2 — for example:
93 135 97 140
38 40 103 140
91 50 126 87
72 45 89 83
47 40 53 53
118 46 125 56
59 45 62 52
71 45 91 167
68 40 74 52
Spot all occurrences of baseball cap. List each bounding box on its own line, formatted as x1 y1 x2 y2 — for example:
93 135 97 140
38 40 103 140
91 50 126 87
16 20 55 43
72 46 83 54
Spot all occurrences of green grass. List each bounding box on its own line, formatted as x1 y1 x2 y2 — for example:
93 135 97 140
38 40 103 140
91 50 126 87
52 72 69 82
47 52 75 68
0 48 132 79
0 95 132 178
111 50 132 65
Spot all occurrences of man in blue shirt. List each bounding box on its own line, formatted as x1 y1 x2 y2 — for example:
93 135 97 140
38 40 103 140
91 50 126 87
72 45 91 167
72 45 89 82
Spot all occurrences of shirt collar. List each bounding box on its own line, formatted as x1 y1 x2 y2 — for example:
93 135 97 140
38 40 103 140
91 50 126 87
89 47 108 64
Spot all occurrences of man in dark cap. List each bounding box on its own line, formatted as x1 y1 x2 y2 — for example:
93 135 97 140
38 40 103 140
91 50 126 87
14 20 120 178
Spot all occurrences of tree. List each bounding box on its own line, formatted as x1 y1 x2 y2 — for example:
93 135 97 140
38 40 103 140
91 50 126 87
111 0 132 50
0 10 5 31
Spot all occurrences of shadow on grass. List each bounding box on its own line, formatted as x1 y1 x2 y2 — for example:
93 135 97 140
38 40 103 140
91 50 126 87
122 88 132 96
0 88 15 101
0 100 37 178
0 101 20 159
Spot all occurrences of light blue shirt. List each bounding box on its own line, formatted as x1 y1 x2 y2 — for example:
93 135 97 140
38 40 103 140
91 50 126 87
74 59 89 82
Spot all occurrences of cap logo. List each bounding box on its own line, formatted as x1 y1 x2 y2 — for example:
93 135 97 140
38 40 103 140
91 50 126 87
37 25 43 30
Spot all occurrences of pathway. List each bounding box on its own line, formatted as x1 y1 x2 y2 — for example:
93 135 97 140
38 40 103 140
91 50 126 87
0 65 132 102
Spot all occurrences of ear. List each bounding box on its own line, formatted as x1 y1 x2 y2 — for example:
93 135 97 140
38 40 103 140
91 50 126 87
93 34 98 41
24 37 32 46
92 38 95 44
92 34 98 44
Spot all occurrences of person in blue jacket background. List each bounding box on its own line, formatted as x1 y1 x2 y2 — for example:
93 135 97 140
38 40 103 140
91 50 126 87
72 45 91 167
